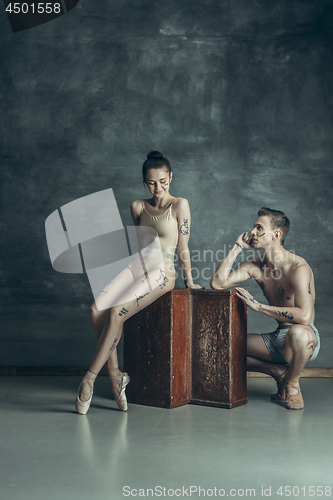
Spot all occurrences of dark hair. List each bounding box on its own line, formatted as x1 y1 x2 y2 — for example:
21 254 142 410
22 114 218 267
142 151 171 184
257 207 290 245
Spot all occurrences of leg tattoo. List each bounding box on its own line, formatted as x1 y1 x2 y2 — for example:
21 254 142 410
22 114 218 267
118 307 129 317
109 338 119 352
135 291 149 307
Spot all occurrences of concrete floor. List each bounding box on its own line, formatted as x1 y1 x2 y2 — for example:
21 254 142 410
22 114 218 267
1 377 332 500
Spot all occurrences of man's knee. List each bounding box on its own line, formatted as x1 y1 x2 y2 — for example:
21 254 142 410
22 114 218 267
285 324 313 350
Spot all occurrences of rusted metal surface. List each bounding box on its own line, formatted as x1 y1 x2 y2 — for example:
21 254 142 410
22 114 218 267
170 291 191 407
191 289 247 408
123 288 247 409
123 289 191 408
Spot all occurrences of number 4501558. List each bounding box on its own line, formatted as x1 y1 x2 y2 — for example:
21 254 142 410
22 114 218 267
277 486 331 497
6 3 61 14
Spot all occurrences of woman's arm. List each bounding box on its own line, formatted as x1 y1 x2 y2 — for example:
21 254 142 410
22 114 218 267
130 200 143 226
174 198 202 288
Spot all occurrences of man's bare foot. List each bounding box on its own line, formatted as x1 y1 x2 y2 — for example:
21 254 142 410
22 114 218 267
270 368 288 401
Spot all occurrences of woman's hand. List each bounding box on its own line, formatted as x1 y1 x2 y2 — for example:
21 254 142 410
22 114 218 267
186 282 204 289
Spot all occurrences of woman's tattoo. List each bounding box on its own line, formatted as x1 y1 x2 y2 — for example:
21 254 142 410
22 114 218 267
159 276 169 289
108 276 121 286
278 311 294 320
308 283 311 294
135 291 149 307
180 219 189 235
278 286 285 299
156 269 165 283
118 307 129 317
109 338 118 351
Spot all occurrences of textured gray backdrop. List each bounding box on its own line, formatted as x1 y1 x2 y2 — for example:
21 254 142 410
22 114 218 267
1 0 332 367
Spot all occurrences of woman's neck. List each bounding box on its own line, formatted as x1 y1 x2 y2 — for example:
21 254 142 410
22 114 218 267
149 193 174 209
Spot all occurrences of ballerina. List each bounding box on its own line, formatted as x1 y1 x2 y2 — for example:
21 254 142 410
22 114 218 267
75 150 202 414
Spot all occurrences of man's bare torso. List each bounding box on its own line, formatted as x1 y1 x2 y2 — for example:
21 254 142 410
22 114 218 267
247 252 315 326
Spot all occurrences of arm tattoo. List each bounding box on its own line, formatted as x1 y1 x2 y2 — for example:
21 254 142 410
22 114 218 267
278 311 294 320
250 297 256 303
180 219 189 235
278 286 285 299
308 283 311 294
118 307 129 317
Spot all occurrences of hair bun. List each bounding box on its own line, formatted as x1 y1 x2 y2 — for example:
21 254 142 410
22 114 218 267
147 150 164 160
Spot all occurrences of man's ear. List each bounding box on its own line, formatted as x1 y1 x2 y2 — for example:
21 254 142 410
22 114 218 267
272 229 282 241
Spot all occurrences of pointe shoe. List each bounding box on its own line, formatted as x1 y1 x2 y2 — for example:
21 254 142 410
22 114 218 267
110 372 130 411
285 380 304 410
75 372 95 415
271 369 288 401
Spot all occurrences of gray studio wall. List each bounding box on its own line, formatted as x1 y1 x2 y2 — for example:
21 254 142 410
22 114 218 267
1 0 332 368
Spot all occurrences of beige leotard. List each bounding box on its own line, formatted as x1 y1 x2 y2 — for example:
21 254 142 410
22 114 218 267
139 200 178 273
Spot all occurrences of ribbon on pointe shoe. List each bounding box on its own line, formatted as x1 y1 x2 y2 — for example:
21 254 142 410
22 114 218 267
110 373 130 411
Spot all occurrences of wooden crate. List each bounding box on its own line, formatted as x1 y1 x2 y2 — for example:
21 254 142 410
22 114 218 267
123 289 191 408
190 289 247 409
123 289 247 409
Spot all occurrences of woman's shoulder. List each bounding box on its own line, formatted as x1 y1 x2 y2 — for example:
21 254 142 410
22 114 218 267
131 198 144 209
130 199 145 217
172 197 189 209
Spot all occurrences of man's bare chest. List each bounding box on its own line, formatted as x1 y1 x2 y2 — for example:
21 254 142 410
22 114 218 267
255 269 294 306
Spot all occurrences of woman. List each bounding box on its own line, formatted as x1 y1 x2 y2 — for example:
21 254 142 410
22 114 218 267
75 151 202 414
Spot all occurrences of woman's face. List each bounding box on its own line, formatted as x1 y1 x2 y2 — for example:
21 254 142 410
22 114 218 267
145 167 172 197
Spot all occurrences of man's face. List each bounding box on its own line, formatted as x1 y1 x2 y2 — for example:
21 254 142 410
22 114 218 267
250 216 275 249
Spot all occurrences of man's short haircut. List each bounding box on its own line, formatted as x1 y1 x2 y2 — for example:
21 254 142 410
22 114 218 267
258 207 290 245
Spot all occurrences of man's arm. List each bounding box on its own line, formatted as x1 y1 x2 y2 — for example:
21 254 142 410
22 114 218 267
236 264 314 325
210 233 253 290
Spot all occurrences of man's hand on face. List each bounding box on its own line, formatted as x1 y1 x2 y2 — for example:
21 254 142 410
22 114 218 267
235 232 254 251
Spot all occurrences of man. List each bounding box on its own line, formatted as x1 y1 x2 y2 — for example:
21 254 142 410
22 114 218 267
210 207 320 410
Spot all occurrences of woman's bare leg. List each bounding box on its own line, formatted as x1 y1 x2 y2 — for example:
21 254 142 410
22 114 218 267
89 267 135 377
79 266 175 402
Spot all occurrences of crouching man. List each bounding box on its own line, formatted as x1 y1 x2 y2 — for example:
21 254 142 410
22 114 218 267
210 207 320 410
